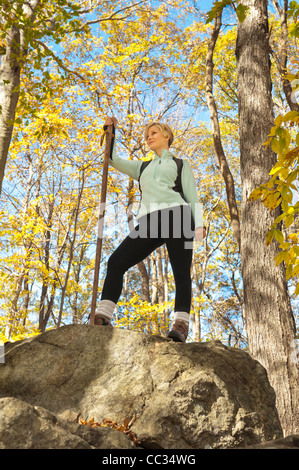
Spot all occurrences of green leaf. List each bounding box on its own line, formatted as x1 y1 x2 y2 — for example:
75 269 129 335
290 22 299 38
282 185 293 203
274 213 286 224
236 4 250 22
282 110 299 122
274 229 284 244
285 214 295 228
274 115 283 126
205 0 232 23
275 251 285 265
273 127 291 152
286 170 298 184
248 187 263 201
282 199 290 212
269 165 282 176
266 228 275 246
286 263 293 281
271 136 282 154
293 264 299 277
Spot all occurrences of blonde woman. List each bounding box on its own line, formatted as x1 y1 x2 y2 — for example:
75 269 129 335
95 117 206 342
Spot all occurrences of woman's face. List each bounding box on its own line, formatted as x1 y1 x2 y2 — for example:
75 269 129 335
146 125 170 154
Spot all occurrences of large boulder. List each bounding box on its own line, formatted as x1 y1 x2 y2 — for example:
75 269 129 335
0 324 283 449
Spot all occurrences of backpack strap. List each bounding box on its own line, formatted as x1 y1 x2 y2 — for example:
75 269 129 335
138 159 152 193
172 157 186 202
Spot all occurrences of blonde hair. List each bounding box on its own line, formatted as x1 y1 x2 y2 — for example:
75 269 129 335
144 122 174 147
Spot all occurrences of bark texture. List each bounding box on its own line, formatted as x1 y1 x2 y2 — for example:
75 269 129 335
0 0 41 194
206 12 241 251
0 24 21 194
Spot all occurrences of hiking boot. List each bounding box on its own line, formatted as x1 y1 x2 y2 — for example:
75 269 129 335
167 320 188 343
94 300 115 327
94 314 113 327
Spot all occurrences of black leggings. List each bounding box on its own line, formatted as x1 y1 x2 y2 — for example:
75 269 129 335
101 206 194 313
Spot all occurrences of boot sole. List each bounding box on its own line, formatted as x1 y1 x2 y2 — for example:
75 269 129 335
167 330 185 343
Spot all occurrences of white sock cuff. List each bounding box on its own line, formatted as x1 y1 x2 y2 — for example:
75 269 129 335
95 299 116 321
174 311 190 324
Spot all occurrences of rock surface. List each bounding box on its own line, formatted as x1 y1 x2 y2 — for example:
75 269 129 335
244 434 299 449
0 397 135 449
0 324 283 449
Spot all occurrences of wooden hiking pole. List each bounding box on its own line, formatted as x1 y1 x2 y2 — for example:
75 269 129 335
90 122 115 325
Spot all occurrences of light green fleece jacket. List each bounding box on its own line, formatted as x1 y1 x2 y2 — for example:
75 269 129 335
109 143 203 229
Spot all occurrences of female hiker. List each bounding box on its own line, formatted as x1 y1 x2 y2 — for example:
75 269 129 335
95 117 206 342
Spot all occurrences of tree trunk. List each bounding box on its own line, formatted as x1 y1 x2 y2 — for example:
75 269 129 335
38 200 54 332
206 12 241 251
151 253 158 304
0 24 21 195
162 246 170 335
57 169 85 328
0 0 41 194
191 263 202 342
236 0 299 435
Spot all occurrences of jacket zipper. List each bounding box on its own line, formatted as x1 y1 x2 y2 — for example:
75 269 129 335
154 158 161 180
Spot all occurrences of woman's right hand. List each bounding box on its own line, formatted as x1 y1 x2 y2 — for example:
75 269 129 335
105 116 117 127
